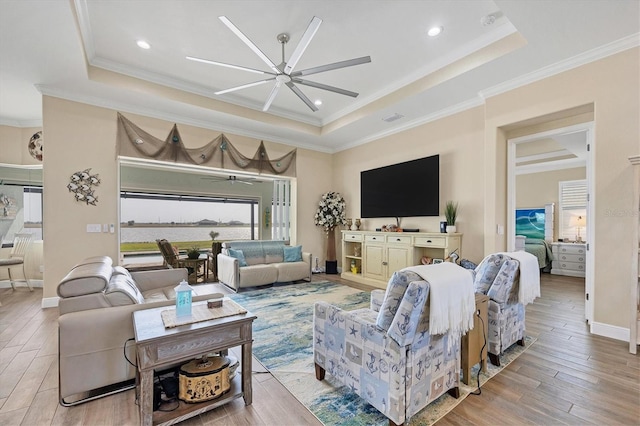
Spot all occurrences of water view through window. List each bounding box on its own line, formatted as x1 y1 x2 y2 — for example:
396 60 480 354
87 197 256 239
120 192 258 264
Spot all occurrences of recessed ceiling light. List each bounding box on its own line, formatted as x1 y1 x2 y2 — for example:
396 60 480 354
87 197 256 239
136 40 151 50
314 99 322 106
427 26 443 37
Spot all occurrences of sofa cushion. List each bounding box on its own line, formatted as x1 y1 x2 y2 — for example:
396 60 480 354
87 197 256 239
228 248 248 267
141 286 175 303
487 259 520 304
104 274 145 306
273 260 308 282
473 254 508 294
225 242 265 265
240 264 279 287
283 245 302 262
376 270 422 331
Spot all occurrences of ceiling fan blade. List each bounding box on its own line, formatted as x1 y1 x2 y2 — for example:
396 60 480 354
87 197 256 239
290 56 371 77
263 81 282 111
285 82 318 112
283 16 322 75
186 56 274 75
292 78 359 97
219 16 280 74
215 77 275 95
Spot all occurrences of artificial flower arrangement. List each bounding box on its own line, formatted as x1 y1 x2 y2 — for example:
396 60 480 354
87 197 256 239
314 191 348 232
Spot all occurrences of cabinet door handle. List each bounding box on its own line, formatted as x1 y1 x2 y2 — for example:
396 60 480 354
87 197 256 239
382 261 388 265
396 238 401 241
427 240 432 243
372 237 377 240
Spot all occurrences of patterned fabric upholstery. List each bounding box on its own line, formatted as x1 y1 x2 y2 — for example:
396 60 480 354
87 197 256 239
314 271 460 425
376 270 422 330
477 254 527 361
473 254 508 294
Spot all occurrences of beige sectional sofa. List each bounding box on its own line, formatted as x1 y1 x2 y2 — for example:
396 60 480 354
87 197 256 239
57 256 222 406
217 240 312 291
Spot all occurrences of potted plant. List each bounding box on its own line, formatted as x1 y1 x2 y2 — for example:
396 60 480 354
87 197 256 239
314 191 347 274
186 246 201 259
445 201 458 233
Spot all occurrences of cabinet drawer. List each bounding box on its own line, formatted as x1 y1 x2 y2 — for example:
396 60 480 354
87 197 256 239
386 235 412 244
552 260 585 272
556 253 585 263
365 234 384 243
343 233 363 242
555 244 586 255
414 236 446 248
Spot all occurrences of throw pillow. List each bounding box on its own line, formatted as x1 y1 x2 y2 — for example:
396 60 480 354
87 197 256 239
228 248 248 267
283 245 302 262
487 259 520 304
473 254 508 294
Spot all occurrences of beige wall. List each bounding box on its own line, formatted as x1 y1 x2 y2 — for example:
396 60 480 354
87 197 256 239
485 47 639 331
41 98 332 298
0 125 42 165
517 167 586 240
333 106 487 264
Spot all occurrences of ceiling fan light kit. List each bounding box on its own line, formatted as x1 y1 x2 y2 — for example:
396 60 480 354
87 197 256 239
187 15 371 112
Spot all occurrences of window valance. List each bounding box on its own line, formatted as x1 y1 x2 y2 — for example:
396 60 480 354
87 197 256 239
116 113 296 177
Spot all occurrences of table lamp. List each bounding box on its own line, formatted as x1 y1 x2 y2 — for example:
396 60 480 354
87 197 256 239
572 215 586 242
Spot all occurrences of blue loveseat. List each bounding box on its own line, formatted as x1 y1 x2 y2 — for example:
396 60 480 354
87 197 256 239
217 240 312 291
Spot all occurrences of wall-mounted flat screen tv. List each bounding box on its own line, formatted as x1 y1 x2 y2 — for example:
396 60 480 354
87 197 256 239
361 155 439 218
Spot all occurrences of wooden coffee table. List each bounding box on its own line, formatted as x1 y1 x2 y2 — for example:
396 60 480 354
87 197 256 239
133 301 256 426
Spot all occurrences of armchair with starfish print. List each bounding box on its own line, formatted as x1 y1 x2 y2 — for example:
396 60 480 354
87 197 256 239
313 270 464 426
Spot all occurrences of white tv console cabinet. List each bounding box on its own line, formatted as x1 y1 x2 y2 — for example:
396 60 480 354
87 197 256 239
341 230 462 289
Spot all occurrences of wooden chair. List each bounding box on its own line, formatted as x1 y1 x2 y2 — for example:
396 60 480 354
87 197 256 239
0 233 33 291
155 239 185 269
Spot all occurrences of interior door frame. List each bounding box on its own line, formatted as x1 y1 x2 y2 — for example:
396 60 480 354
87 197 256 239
507 122 594 324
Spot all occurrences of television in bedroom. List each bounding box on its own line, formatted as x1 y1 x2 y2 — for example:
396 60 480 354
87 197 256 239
361 155 439 218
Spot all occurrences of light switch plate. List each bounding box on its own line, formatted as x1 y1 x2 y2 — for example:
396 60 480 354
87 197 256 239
86 224 101 233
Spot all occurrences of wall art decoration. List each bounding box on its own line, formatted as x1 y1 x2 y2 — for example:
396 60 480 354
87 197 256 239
68 168 100 206
28 131 44 161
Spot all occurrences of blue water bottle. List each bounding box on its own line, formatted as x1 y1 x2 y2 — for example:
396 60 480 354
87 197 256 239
175 280 193 317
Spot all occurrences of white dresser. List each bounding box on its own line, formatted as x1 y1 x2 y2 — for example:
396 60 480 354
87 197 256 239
551 242 586 277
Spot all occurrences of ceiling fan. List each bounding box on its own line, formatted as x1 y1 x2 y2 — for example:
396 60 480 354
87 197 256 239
186 16 371 112
202 175 260 185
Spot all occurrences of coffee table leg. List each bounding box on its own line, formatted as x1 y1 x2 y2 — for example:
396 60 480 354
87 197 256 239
139 369 154 426
242 341 253 405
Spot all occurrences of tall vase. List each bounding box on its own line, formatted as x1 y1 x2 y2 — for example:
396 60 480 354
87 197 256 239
325 227 338 274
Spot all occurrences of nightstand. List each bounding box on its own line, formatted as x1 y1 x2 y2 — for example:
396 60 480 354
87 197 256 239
551 242 586 277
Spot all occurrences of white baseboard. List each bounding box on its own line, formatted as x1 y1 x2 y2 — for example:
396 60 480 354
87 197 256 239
42 297 59 309
0 279 43 289
590 321 629 342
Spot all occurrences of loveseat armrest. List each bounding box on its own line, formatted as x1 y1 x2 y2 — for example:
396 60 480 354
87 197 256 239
130 268 188 292
217 253 239 289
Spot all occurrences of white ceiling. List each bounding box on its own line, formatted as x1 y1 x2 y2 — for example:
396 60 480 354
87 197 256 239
0 1 638 153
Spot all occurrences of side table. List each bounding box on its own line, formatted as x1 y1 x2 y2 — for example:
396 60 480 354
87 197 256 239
180 256 208 284
461 293 489 385
133 301 256 426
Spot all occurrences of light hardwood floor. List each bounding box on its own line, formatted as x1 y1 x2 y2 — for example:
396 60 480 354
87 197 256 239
0 273 638 425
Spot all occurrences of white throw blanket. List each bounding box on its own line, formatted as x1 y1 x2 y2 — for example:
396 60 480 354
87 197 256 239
403 262 475 337
498 251 540 305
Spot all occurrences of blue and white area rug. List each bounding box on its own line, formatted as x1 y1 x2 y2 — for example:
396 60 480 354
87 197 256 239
230 281 534 426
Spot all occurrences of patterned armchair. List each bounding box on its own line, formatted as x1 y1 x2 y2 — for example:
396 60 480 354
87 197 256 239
313 271 462 426
473 253 528 366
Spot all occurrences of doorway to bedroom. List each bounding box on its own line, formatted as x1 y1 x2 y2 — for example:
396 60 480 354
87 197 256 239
507 121 594 324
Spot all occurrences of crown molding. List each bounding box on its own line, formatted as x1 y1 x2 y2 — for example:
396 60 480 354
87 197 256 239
480 33 640 100
0 118 43 128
